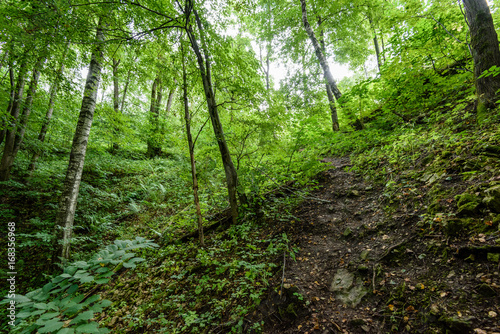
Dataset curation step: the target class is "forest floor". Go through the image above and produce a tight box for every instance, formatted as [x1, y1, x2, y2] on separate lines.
[257, 157, 500, 334]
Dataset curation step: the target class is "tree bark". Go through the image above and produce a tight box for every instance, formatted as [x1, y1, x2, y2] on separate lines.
[112, 58, 120, 112]
[111, 57, 121, 151]
[165, 87, 176, 115]
[182, 40, 204, 246]
[28, 62, 66, 176]
[462, 0, 500, 108]
[55, 18, 106, 263]
[0, 61, 16, 145]
[146, 75, 163, 157]
[368, 13, 382, 72]
[300, 0, 341, 131]
[187, 7, 239, 224]
[0, 58, 32, 181]
[317, 16, 341, 133]
[120, 68, 132, 113]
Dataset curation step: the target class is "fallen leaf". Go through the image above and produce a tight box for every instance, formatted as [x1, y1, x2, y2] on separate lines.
[388, 304, 394, 311]
[488, 311, 497, 318]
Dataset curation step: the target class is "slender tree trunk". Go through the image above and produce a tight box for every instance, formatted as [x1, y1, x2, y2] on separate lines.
[187, 8, 239, 224]
[182, 41, 204, 246]
[0, 59, 31, 181]
[368, 14, 382, 72]
[0, 62, 16, 145]
[317, 16, 341, 132]
[11, 58, 43, 161]
[300, 0, 341, 131]
[165, 87, 176, 115]
[146, 76, 163, 157]
[462, 0, 500, 109]
[120, 68, 132, 113]
[28, 61, 66, 176]
[111, 57, 121, 151]
[55, 19, 106, 263]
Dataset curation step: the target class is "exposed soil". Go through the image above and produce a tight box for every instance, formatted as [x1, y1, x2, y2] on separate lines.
[257, 157, 500, 334]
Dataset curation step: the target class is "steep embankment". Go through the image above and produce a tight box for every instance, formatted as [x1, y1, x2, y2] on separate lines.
[258, 146, 500, 333]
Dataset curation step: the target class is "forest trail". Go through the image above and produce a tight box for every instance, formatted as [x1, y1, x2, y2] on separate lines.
[258, 157, 500, 333]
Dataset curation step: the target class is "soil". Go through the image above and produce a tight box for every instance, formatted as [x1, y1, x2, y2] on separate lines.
[257, 157, 500, 334]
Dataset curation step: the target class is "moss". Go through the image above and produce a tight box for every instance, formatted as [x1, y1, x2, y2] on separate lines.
[455, 193, 481, 216]
[476, 101, 488, 124]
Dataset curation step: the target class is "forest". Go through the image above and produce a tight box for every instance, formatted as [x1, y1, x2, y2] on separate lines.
[1, 0, 500, 333]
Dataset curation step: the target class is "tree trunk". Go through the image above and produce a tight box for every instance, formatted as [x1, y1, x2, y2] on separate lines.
[368, 13, 382, 72]
[28, 62, 66, 176]
[462, 0, 500, 109]
[120, 68, 132, 113]
[11, 58, 44, 164]
[111, 57, 121, 152]
[182, 41, 204, 246]
[0, 61, 16, 145]
[165, 87, 176, 115]
[187, 8, 239, 224]
[112, 58, 120, 112]
[317, 16, 341, 133]
[0, 58, 31, 181]
[55, 18, 106, 263]
[300, 0, 341, 131]
[146, 76, 163, 158]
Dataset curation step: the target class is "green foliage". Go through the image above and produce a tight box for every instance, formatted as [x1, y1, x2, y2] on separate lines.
[2, 237, 157, 334]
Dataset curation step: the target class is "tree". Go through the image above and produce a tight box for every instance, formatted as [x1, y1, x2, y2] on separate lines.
[55, 18, 106, 263]
[462, 0, 500, 109]
[0, 56, 42, 181]
[299, 0, 342, 131]
[146, 74, 164, 158]
[181, 38, 204, 246]
[185, 3, 240, 224]
[28, 47, 68, 176]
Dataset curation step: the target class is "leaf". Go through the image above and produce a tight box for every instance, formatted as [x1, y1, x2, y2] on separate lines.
[94, 278, 110, 284]
[34, 303, 48, 310]
[75, 322, 101, 333]
[70, 310, 94, 324]
[38, 319, 65, 333]
[57, 328, 75, 334]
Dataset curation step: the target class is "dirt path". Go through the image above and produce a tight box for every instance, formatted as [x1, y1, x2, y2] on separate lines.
[258, 157, 500, 333]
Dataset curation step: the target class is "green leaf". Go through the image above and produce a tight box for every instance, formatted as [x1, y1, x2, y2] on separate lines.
[70, 310, 94, 324]
[34, 303, 48, 310]
[57, 328, 75, 334]
[75, 322, 100, 333]
[40, 312, 60, 320]
[37, 319, 64, 333]
[94, 278, 110, 284]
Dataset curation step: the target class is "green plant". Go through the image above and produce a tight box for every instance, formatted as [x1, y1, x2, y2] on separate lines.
[2, 237, 158, 334]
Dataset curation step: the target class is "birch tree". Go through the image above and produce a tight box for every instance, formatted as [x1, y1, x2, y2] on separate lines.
[55, 18, 106, 263]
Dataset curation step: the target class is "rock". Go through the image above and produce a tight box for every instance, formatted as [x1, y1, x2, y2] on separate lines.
[455, 193, 481, 215]
[476, 283, 497, 297]
[439, 316, 474, 334]
[330, 269, 368, 307]
[483, 185, 500, 213]
[343, 227, 353, 238]
[330, 269, 353, 292]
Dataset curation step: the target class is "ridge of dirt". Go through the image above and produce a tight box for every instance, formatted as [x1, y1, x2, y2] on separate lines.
[257, 157, 500, 334]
